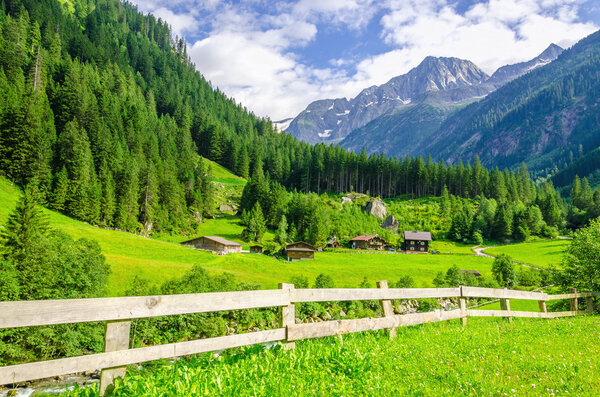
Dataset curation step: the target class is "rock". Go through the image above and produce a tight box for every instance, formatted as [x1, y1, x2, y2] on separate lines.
[341, 193, 367, 205]
[193, 211, 202, 224]
[219, 204, 235, 212]
[381, 215, 399, 231]
[364, 199, 387, 219]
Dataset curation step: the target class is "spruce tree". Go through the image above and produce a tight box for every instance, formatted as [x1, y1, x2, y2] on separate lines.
[275, 214, 288, 245]
[1, 185, 49, 259]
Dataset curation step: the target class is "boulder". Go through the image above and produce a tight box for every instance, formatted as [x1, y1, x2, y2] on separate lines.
[219, 204, 235, 212]
[341, 196, 352, 205]
[364, 199, 387, 219]
[381, 215, 399, 231]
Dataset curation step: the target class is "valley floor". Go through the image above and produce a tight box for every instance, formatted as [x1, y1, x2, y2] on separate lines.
[61, 316, 600, 396]
[0, 178, 568, 295]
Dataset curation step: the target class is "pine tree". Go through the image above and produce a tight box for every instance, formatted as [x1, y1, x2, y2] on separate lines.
[275, 215, 288, 245]
[242, 202, 267, 242]
[1, 185, 49, 259]
[236, 147, 250, 179]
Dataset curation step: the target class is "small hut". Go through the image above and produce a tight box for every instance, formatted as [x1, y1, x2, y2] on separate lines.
[403, 231, 432, 253]
[286, 242, 317, 261]
[250, 245, 263, 254]
[349, 235, 387, 250]
[326, 237, 340, 248]
[181, 236, 242, 254]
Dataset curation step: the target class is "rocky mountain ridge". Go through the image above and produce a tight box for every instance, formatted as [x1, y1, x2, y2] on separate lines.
[285, 45, 563, 146]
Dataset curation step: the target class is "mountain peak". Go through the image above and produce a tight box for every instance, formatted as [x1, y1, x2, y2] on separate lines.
[538, 43, 563, 61]
[487, 43, 563, 86]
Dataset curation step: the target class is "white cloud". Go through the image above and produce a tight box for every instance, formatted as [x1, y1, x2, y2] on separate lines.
[128, 0, 599, 120]
[152, 7, 197, 37]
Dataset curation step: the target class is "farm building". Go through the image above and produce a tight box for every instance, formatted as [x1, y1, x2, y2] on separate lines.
[250, 245, 263, 254]
[350, 235, 387, 250]
[460, 269, 482, 277]
[286, 242, 317, 261]
[403, 231, 432, 253]
[326, 237, 340, 248]
[181, 236, 242, 254]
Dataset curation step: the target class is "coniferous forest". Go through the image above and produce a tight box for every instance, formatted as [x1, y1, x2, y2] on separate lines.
[0, 0, 582, 239]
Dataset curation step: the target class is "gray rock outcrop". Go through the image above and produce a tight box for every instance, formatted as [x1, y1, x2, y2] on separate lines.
[364, 199, 387, 219]
[381, 215, 399, 231]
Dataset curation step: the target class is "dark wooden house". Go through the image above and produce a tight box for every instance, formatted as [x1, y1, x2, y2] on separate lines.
[286, 242, 316, 261]
[403, 231, 432, 253]
[326, 237, 340, 248]
[250, 245, 263, 254]
[350, 235, 387, 250]
[181, 236, 242, 254]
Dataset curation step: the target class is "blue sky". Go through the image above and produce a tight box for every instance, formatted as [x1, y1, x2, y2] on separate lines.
[129, 0, 600, 120]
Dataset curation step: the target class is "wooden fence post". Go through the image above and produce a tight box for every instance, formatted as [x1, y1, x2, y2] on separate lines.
[570, 288, 578, 312]
[500, 292, 512, 323]
[99, 320, 131, 396]
[279, 283, 296, 349]
[586, 295, 594, 313]
[538, 300, 548, 316]
[377, 280, 396, 339]
[459, 286, 467, 327]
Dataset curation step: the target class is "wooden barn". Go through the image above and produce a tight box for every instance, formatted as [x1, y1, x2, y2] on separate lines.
[403, 231, 432, 253]
[250, 245, 263, 254]
[326, 237, 340, 248]
[286, 242, 317, 261]
[350, 235, 387, 250]
[181, 236, 242, 254]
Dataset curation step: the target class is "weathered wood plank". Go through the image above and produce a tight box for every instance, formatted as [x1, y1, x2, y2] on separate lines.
[377, 281, 396, 339]
[0, 329, 286, 385]
[279, 283, 295, 349]
[0, 290, 290, 329]
[547, 311, 580, 318]
[99, 320, 130, 396]
[287, 310, 461, 341]
[467, 310, 548, 319]
[291, 288, 461, 303]
[547, 292, 593, 300]
[461, 286, 547, 301]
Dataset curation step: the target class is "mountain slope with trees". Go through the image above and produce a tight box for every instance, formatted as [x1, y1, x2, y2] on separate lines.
[424, 29, 600, 175]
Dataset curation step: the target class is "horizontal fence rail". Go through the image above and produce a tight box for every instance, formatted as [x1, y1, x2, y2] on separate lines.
[0, 285, 596, 395]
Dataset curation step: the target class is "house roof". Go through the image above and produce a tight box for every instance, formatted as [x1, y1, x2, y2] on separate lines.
[460, 269, 482, 277]
[350, 235, 379, 241]
[286, 247, 316, 252]
[181, 236, 242, 246]
[403, 231, 432, 241]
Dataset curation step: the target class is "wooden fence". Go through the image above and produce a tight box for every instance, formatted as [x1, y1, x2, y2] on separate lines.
[0, 284, 596, 395]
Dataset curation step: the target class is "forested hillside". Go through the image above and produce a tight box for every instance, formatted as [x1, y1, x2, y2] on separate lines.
[0, 0, 582, 240]
[425, 29, 600, 175]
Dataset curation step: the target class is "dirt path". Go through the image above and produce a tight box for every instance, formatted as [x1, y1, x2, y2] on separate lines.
[472, 245, 495, 258]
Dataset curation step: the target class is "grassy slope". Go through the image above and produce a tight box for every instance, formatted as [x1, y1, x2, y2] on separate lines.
[483, 240, 569, 268]
[0, 177, 512, 295]
[63, 316, 600, 396]
[203, 157, 246, 185]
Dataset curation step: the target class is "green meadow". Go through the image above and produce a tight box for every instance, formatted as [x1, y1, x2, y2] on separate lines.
[483, 240, 569, 268]
[0, 177, 499, 295]
[62, 316, 600, 396]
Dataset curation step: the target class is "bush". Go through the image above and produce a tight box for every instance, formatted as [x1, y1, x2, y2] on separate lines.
[491, 254, 517, 288]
